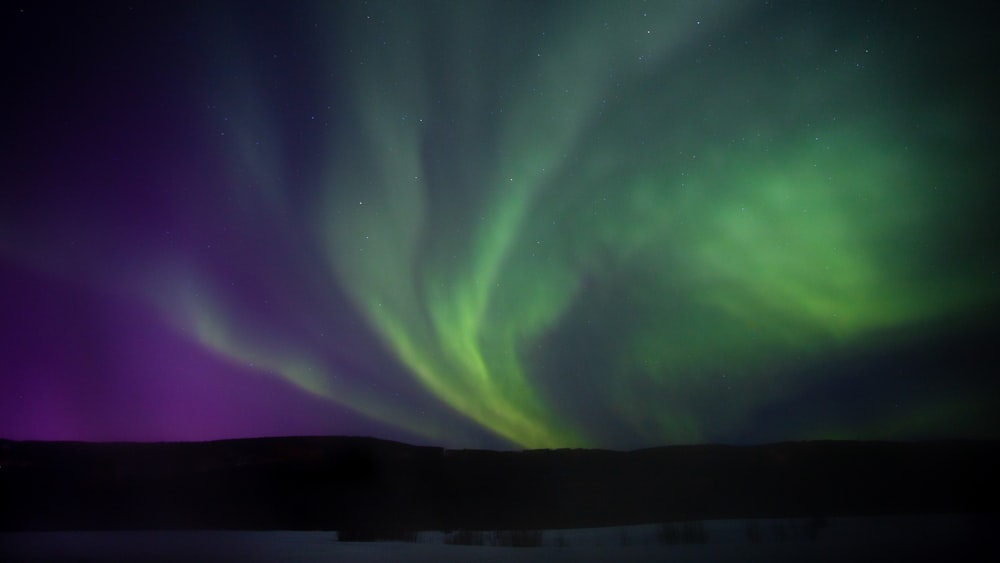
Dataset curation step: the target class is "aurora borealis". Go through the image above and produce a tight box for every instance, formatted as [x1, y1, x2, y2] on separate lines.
[2, 1, 998, 449]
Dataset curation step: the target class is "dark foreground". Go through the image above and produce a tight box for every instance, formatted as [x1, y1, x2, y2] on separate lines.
[2, 515, 997, 563]
[1, 437, 996, 534]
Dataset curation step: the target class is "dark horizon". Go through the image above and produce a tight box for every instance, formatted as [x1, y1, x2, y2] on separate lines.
[4, 432, 999, 452]
[3, 435, 996, 534]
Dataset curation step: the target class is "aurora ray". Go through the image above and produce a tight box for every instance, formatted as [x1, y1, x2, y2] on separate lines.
[1, 0, 997, 447]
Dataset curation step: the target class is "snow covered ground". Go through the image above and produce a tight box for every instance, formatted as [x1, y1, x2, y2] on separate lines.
[1, 514, 993, 562]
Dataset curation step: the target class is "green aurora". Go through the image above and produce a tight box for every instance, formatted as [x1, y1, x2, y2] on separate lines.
[151, 1, 998, 448]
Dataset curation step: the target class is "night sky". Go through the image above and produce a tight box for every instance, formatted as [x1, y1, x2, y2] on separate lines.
[2, 1, 998, 450]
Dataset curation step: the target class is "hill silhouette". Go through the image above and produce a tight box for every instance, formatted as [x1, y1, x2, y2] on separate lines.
[1, 437, 995, 533]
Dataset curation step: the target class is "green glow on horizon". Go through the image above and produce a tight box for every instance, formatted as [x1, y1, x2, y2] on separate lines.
[314, 3, 988, 447]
